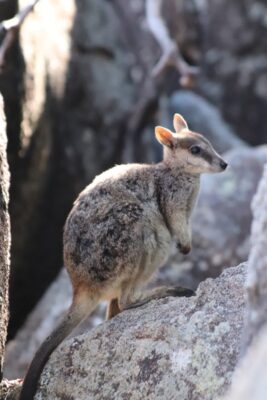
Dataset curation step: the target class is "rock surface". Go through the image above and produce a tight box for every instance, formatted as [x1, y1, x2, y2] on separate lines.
[9, 0, 76, 337]
[198, 0, 267, 145]
[162, 145, 267, 289]
[34, 264, 245, 400]
[225, 168, 267, 399]
[0, 378, 21, 400]
[244, 164, 267, 347]
[0, 95, 10, 377]
[226, 324, 267, 400]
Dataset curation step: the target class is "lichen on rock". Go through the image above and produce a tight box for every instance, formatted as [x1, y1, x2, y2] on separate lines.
[35, 264, 246, 400]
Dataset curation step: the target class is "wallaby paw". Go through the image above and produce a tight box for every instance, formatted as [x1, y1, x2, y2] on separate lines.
[166, 286, 195, 298]
[177, 242, 191, 254]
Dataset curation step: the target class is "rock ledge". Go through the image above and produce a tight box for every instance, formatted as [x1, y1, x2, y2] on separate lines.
[36, 264, 246, 400]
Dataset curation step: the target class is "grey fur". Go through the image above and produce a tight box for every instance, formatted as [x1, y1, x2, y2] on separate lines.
[64, 163, 198, 297]
[63, 114, 227, 309]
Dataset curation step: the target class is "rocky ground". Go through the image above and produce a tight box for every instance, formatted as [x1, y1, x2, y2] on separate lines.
[35, 264, 245, 400]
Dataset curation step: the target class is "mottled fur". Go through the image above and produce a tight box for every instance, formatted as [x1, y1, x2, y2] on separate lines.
[19, 114, 227, 400]
[64, 163, 198, 301]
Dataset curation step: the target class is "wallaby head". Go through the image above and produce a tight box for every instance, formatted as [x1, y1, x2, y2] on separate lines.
[155, 113, 228, 174]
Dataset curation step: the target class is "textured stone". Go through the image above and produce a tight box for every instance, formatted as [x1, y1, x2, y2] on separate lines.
[9, 0, 76, 337]
[220, 166, 267, 400]
[226, 324, 267, 400]
[244, 165, 267, 347]
[0, 95, 10, 377]
[0, 378, 21, 400]
[198, 0, 267, 145]
[35, 264, 245, 400]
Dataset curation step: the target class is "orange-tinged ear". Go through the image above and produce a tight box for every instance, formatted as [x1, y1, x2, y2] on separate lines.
[155, 126, 174, 148]
[173, 113, 188, 133]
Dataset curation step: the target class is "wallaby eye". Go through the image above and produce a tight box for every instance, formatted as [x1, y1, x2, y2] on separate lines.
[190, 145, 201, 155]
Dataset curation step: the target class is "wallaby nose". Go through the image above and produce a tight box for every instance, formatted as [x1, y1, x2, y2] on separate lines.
[220, 160, 228, 170]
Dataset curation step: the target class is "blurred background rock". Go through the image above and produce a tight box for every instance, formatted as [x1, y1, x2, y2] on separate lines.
[1, 0, 267, 375]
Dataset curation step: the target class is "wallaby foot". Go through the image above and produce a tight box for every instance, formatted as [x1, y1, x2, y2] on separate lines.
[121, 286, 195, 311]
[106, 298, 121, 319]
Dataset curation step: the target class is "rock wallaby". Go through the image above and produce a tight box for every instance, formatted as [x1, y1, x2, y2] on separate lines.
[19, 114, 227, 399]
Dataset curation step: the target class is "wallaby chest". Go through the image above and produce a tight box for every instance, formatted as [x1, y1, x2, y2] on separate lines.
[157, 168, 200, 220]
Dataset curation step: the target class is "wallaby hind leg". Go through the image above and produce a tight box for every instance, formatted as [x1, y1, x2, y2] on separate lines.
[119, 285, 195, 311]
[106, 298, 121, 319]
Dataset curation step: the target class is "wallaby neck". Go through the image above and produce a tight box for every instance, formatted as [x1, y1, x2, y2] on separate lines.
[156, 161, 200, 182]
[154, 162, 200, 228]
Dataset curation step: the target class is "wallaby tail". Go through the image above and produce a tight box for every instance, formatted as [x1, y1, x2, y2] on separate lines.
[19, 291, 98, 400]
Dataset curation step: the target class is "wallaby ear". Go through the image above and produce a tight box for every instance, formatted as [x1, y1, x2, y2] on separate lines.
[173, 113, 188, 133]
[155, 126, 174, 148]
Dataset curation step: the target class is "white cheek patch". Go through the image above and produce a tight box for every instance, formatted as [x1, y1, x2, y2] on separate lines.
[185, 155, 212, 173]
[185, 156, 194, 166]
[186, 155, 204, 167]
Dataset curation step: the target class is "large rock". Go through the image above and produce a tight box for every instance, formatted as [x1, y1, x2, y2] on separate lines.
[0, 95, 21, 400]
[0, 378, 21, 400]
[149, 0, 267, 146]
[226, 324, 267, 400]
[0, 0, 24, 172]
[225, 166, 267, 400]
[244, 164, 267, 347]
[34, 264, 245, 400]
[0, 95, 10, 377]
[161, 145, 267, 289]
[198, 0, 267, 145]
[8, 0, 76, 337]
